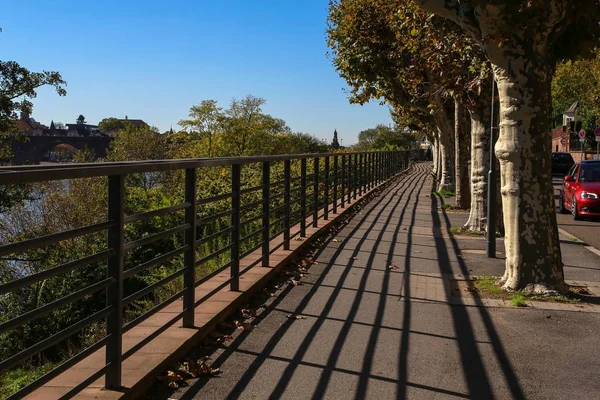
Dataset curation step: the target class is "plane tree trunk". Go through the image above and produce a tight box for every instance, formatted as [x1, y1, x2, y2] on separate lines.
[464, 90, 490, 231]
[455, 100, 471, 209]
[415, 0, 567, 294]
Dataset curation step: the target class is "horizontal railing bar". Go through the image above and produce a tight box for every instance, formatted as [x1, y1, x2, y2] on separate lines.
[197, 209, 233, 225]
[269, 240, 285, 254]
[241, 214, 262, 227]
[271, 192, 285, 200]
[0, 306, 112, 374]
[240, 198, 263, 212]
[0, 277, 114, 335]
[194, 279, 231, 308]
[0, 250, 111, 296]
[0, 221, 115, 258]
[7, 337, 109, 400]
[270, 179, 286, 187]
[197, 226, 234, 246]
[123, 224, 189, 252]
[271, 203, 287, 214]
[124, 203, 190, 224]
[0, 152, 388, 185]
[270, 216, 285, 228]
[122, 288, 186, 333]
[195, 260, 233, 287]
[240, 184, 263, 195]
[197, 192, 233, 206]
[240, 242, 262, 260]
[241, 227, 264, 244]
[123, 245, 189, 279]
[195, 243, 234, 266]
[123, 268, 186, 306]
[122, 310, 183, 361]
[269, 229, 285, 242]
[239, 256, 263, 275]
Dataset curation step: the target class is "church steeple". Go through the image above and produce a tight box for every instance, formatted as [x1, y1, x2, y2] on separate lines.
[331, 129, 340, 149]
[50, 120, 56, 130]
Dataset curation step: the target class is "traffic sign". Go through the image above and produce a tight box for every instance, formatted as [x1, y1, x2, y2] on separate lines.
[561, 131, 567, 138]
[595, 127, 600, 136]
[596, 136, 600, 142]
[561, 138, 567, 145]
[596, 118, 600, 126]
[579, 129, 586, 138]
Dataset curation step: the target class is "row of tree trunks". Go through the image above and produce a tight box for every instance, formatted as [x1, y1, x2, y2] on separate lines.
[454, 100, 471, 209]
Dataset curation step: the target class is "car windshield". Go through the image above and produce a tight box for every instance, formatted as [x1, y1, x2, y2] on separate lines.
[579, 164, 600, 182]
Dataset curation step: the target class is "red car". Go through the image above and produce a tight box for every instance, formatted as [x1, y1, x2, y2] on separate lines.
[559, 160, 600, 219]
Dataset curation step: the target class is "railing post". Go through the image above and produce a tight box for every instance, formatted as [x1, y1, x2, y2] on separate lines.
[231, 164, 241, 291]
[300, 158, 307, 237]
[283, 159, 291, 250]
[324, 156, 330, 220]
[347, 154, 352, 204]
[313, 157, 319, 227]
[353, 153, 358, 200]
[106, 174, 124, 390]
[183, 168, 197, 328]
[379, 152, 383, 184]
[262, 161, 270, 267]
[333, 155, 338, 214]
[358, 153, 363, 196]
[341, 154, 346, 209]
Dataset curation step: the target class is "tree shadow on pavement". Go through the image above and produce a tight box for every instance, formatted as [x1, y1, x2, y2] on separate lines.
[431, 193, 526, 400]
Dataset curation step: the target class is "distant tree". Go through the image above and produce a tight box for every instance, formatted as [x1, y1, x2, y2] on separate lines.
[0, 59, 66, 212]
[552, 55, 600, 141]
[357, 124, 418, 151]
[54, 122, 66, 129]
[76, 114, 86, 125]
[98, 117, 127, 132]
[179, 100, 223, 157]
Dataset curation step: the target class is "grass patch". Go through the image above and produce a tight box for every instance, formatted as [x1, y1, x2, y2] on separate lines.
[510, 293, 527, 307]
[441, 203, 455, 210]
[568, 236, 578, 242]
[433, 188, 456, 198]
[470, 276, 583, 306]
[449, 227, 486, 237]
[0, 363, 56, 399]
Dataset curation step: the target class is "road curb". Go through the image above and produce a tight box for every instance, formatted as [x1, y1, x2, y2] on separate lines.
[557, 227, 600, 257]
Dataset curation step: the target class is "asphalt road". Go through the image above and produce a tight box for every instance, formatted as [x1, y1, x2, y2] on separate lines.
[553, 175, 600, 251]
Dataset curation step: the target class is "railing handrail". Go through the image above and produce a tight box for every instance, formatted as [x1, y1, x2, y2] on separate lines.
[0, 149, 422, 399]
[0, 151, 401, 185]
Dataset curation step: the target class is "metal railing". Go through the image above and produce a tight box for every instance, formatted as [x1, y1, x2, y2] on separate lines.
[0, 150, 421, 398]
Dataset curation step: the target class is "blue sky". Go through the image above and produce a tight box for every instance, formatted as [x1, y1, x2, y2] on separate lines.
[2, 0, 392, 145]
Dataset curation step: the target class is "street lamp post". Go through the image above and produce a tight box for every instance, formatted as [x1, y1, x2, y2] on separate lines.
[487, 74, 497, 258]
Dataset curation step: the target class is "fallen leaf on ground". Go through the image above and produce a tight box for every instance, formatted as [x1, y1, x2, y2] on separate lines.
[575, 287, 592, 295]
[388, 264, 399, 270]
[413, 251, 422, 254]
[332, 239, 339, 242]
[351, 256, 358, 261]
[286, 314, 307, 320]
[241, 308, 254, 319]
[157, 371, 181, 383]
[168, 382, 179, 389]
[216, 334, 234, 343]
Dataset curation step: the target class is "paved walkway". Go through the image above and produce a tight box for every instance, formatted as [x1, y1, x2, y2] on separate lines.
[151, 164, 600, 400]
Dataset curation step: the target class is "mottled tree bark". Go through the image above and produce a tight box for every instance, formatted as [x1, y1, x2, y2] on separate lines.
[415, 0, 567, 294]
[464, 102, 490, 230]
[455, 100, 471, 209]
[432, 104, 455, 192]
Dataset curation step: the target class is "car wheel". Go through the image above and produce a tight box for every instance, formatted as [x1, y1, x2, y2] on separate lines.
[572, 195, 580, 220]
[559, 191, 568, 214]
